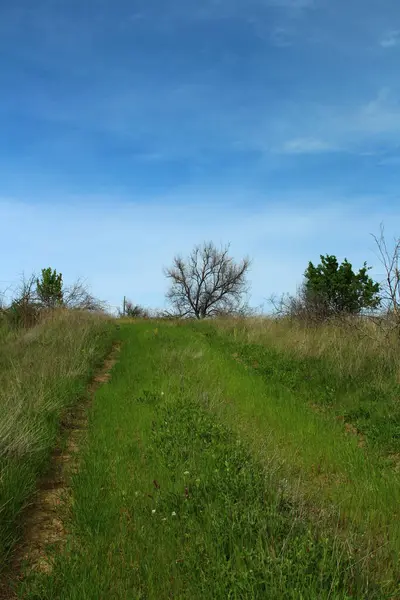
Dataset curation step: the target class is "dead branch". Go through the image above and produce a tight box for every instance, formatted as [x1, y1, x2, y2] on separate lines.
[164, 242, 251, 319]
[371, 224, 400, 328]
[63, 278, 106, 312]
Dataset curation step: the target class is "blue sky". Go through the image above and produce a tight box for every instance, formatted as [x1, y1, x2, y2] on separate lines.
[1, 0, 400, 312]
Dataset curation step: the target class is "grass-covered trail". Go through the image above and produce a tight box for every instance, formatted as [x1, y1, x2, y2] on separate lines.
[16, 322, 400, 599]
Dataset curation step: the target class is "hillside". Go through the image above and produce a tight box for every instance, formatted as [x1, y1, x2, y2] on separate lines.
[3, 318, 398, 599]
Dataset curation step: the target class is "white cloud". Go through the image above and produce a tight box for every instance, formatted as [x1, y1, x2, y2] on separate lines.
[380, 30, 400, 48]
[269, 26, 294, 46]
[354, 88, 400, 137]
[362, 87, 391, 115]
[280, 137, 336, 154]
[267, 88, 400, 158]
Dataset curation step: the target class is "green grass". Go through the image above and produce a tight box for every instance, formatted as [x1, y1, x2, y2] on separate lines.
[16, 322, 399, 599]
[210, 318, 400, 457]
[195, 321, 400, 582]
[0, 310, 115, 575]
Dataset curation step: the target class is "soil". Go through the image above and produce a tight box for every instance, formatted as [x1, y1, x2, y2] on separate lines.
[0, 343, 121, 598]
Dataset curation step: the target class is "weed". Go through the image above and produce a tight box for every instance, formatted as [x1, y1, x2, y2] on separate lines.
[0, 310, 115, 577]
[16, 322, 398, 599]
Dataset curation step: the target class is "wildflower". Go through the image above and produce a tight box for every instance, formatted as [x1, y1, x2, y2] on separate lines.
[171, 511, 177, 517]
[183, 471, 190, 476]
[162, 517, 167, 522]
[152, 509, 156, 514]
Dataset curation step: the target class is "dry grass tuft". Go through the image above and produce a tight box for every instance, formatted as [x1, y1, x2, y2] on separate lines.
[214, 315, 400, 384]
[0, 309, 114, 578]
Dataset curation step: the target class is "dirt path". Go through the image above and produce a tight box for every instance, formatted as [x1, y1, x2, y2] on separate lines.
[0, 343, 120, 599]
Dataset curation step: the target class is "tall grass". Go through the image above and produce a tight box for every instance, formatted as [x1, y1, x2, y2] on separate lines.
[213, 316, 400, 385]
[212, 316, 400, 455]
[5, 316, 400, 596]
[0, 310, 115, 572]
[18, 322, 385, 599]
[199, 316, 400, 590]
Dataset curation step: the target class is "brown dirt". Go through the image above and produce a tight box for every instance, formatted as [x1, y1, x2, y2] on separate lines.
[0, 343, 121, 598]
[388, 453, 400, 472]
[344, 421, 366, 448]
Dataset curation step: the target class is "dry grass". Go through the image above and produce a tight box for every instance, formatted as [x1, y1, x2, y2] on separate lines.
[16, 322, 386, 599]
[0, 309, 115, 575]
[211, 316, 400, 461]
[213, 316, 400, 386]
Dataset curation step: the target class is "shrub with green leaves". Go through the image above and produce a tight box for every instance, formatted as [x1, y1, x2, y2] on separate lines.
[36, 267, 64, 309]
[304, 255, 380, 318]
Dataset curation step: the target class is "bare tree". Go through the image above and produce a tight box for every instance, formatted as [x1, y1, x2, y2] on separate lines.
[268, 287, 319, 322]
[118, 300, 150, 318]
[7, 274, 39, 328]
[63, 278, 106, 312]
[268, 284, 348, 323]
[372, 224, 400, 325]
[164, 242, 251, 319]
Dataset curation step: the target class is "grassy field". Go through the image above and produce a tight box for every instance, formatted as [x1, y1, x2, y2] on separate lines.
[0, 310, 115, 579]
[212, 317, 400, 457]
[13, 319, 400, 599]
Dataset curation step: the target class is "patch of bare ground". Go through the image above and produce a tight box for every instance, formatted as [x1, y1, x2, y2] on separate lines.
[0, 343, 121, 599]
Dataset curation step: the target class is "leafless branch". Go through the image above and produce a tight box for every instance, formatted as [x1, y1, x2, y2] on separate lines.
[371, 224, 400, 326]
[63, 278, 106, 312]
[267, 286, 335, 323]
[118, 300, 150, 318]
[164, 241, 251, 319]
[5, 274, 40, 328]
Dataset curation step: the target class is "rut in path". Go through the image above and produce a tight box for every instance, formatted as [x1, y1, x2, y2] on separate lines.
[0, 343, 121, 599]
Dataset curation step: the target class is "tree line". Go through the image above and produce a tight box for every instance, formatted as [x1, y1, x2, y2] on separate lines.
[0, 269, 103, 328]
[122, 225, 400, 329]
[2, 225, 399, 328]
